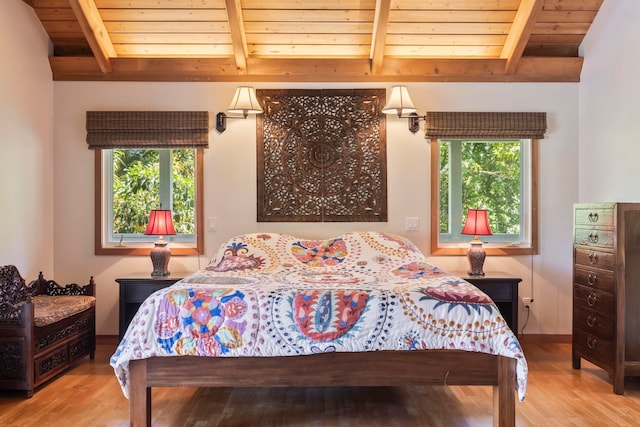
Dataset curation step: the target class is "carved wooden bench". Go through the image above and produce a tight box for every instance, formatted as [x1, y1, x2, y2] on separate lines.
[0, 265, 96, 397]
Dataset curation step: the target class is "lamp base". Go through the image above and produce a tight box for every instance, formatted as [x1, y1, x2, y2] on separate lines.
[150, 239, 171, 277]
[467, 240, 486, 276]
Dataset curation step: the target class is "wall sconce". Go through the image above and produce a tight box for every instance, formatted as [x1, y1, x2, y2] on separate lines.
[382, 85, 425, 133]
[461, 208, 493, 276]
[216, 86, 263, 133]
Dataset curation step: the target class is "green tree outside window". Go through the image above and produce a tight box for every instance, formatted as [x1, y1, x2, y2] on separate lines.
[110, 148, 195, 240]
[439, 140, 527, 243]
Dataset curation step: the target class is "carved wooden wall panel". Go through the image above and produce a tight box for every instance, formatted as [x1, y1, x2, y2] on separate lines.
[257, 89, 387, 222]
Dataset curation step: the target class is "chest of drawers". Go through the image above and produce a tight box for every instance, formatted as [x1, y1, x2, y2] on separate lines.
[572, 203, 640, 394]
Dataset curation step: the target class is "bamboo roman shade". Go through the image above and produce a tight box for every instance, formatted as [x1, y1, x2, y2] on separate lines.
[86, 111, 209, 149]
[424, 112, 547, 139]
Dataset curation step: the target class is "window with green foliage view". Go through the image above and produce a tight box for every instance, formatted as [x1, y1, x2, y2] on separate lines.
[108, 148, 195, 243]
[438, 139, 532, 245]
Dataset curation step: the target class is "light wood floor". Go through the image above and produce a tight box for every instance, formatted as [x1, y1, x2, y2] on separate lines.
[1, 338, 639, 426]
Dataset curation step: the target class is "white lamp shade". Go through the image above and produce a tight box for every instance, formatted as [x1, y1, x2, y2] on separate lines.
[382, 85, 417, 117]
[227, 86, 263, 115]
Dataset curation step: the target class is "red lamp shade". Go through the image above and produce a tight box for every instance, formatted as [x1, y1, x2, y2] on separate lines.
[461, 209, 492, 276]
[144, 210, 176, 277]
[144, 210, 176, 236]
[461, 209, 493, 237]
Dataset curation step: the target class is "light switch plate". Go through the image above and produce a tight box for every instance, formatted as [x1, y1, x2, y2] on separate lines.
[406, 217, 419, 231]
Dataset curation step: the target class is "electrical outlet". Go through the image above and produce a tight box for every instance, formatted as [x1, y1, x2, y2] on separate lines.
[522, 297, 533, 309]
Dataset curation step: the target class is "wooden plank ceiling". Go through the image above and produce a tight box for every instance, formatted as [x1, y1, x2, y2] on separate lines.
[25, 0, 604, 82]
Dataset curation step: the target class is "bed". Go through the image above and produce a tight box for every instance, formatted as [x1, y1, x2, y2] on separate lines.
[110, 231, 527, 426]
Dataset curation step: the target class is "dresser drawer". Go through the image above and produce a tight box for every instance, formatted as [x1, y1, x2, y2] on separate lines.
[574, 266, 615, 293]
[574, 248, 615, 271]
[573, 329, 615, 370]
[573, 285, 615, 314]
[574, 228, 615, 249]
[124, 283, 170, 302]
[574, 207, 614, 228]
[473, 284, 513, 301]
[573, 307, 615, 340]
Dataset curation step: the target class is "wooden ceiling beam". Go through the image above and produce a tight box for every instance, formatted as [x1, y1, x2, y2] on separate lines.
[501, 0, 544, 74]
[224, 0, 248, 74]
[49, 56, 583, 82]
[28, 0, 601, 82]
[68, 0, 116, 74]
[370, 0, 391, 75]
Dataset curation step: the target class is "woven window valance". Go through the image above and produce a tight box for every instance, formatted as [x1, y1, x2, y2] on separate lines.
[86, 111, 209, 149]
[424, 112, 547, 139]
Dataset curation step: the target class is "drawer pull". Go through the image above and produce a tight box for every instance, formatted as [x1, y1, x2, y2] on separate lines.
[588, 252, 599, 264]
[588, 212, 599, 223]
[587, 336, 597, 349]
[586, 316, 597, 327]
[588, 233, 599, 244]
[587, 293, 598, 307]
[587, 274, 598, 286]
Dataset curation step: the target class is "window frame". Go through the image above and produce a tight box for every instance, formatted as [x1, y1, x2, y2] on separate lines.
[94, 149, 204, 256]
[429, 138, 539, 256]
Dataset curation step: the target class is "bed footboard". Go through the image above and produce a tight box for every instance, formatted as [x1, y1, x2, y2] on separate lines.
[128, 350, 516, 427]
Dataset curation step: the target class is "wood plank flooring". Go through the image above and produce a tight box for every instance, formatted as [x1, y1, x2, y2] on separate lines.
[1, 339, 639, 426]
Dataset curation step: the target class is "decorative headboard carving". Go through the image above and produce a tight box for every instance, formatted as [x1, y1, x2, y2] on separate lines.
[256, 89, 387, 222]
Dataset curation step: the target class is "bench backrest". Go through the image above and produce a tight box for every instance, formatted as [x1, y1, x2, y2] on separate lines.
[31, 272, 95, 297]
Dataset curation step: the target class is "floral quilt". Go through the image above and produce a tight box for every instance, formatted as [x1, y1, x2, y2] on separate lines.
[111, 231, 527, 400]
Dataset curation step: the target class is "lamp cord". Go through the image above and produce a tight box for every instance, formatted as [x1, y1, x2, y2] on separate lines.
[520, 306, 530, 336]
[520, 247, 535, 336]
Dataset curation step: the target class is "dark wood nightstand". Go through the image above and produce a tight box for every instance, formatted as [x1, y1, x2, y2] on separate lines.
[115, 274, 186, 341]
[455, 272, 521, 333]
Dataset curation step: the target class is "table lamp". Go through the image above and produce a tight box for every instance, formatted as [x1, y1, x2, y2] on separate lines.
[461, 208, 493, 276]
[144, 209, 176, 276]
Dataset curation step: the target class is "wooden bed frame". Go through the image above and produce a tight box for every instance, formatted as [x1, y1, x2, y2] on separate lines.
[128, 350, 517, 427]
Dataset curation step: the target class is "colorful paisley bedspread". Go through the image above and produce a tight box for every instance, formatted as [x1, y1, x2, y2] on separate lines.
[110, 231, 527, 400]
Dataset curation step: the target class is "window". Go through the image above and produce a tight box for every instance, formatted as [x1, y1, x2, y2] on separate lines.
[431, 139, 538, 255]
[109, 148, 196, 241]
[95, 149, 204, 255]
[87, 110, 208, 256]
[425, 111, 545, 256]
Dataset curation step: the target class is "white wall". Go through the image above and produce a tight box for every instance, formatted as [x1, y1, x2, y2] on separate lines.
[6, 0, 636, 341]
[579, 0, 640, 202]
[11, 0, 636, 342]
[0, 1, 54, 279]
[54, 82, 579, 336]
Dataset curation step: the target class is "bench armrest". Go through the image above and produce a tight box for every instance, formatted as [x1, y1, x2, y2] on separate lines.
[0, 265, 35, 321]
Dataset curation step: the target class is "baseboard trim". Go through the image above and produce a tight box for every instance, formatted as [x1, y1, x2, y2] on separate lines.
[96, 335, 119, 346]
[517, 334, 571, 344]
